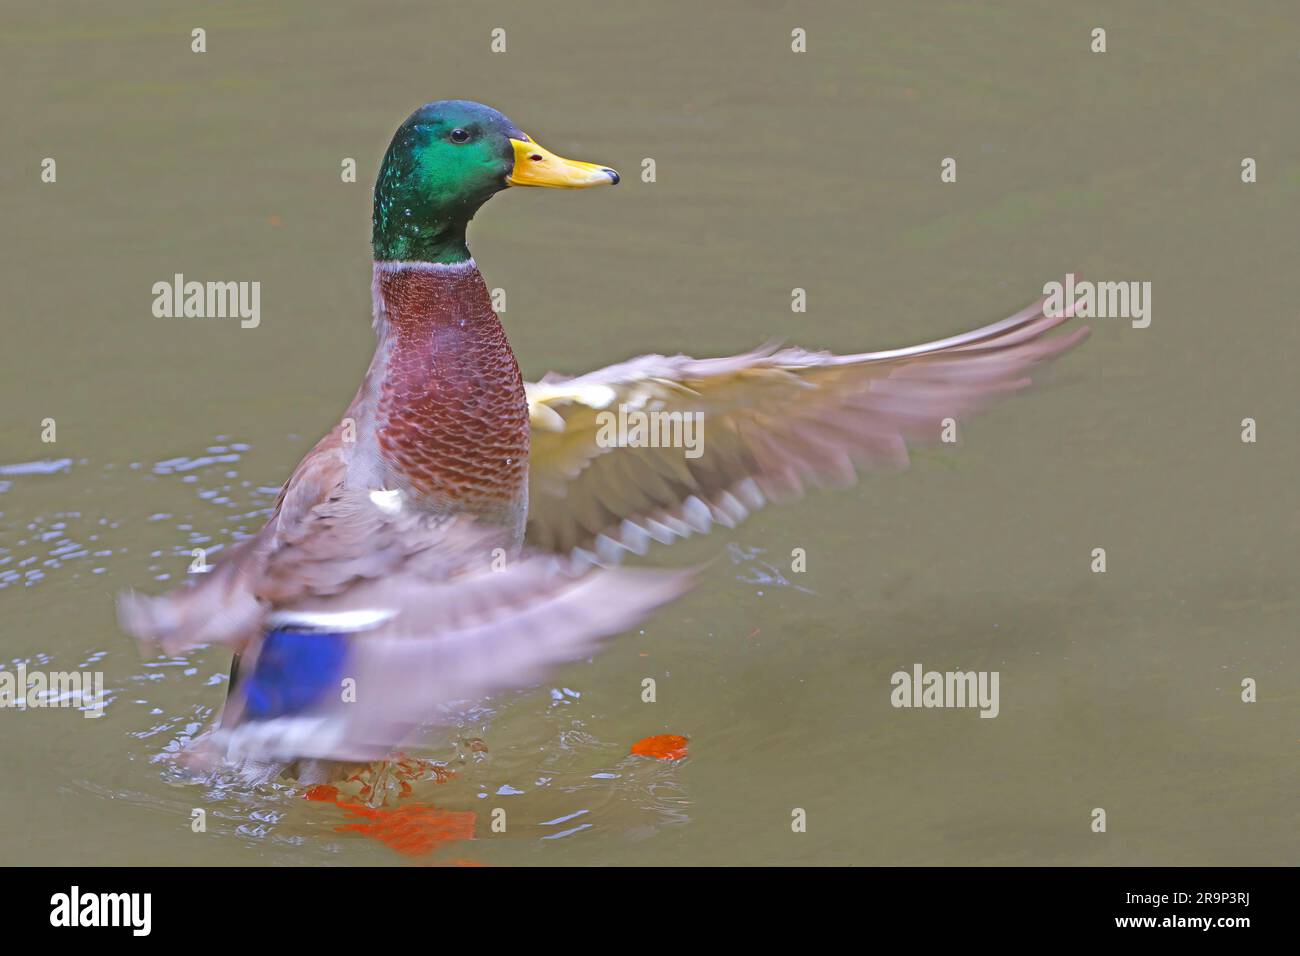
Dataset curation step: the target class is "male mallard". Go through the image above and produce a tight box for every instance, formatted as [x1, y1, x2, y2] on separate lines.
[119, 101, 1085, 779]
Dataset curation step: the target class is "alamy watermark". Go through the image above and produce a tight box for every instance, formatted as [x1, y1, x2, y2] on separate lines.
[50, 886, 150, 936]
[1043, 273, 1150, 328]
[891, 663, 999, 718]
[595, 404, 704, 459]
[0, 664, 104, 717]
[152, 273, 261, 328]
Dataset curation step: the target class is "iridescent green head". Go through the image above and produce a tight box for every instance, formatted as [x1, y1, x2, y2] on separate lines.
[372, 100, 620, 264]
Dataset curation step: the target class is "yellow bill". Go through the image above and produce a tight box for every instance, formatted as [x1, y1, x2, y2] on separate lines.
[507, 137, 620, 188]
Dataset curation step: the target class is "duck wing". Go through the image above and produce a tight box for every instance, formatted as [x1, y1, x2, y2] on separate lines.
[524, 294, 1088, 559]
[120, 481, 691, 766]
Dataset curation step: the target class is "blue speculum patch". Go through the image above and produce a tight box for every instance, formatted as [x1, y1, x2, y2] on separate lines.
[240, 628, 350, 720]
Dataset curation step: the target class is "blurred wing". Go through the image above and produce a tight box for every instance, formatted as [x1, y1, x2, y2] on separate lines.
[117, 426, 353, 654]
[525, 296, 1088, 558]
[194, 492, 691, 764]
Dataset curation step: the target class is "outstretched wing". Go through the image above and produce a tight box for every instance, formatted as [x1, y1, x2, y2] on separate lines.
[123, 488, 691, 766]
[525, 296, 1087, 559]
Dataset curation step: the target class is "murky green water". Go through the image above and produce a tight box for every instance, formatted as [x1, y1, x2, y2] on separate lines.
[2, 1, 1296, 865]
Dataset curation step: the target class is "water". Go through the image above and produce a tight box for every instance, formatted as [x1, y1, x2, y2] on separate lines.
[1, 0, 1296, 865]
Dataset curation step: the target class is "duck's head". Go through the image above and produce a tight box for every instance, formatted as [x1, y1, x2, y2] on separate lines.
[372, 100, 619, 264]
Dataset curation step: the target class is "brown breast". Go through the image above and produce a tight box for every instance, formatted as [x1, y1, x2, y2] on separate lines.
[371, 262, 530, 521]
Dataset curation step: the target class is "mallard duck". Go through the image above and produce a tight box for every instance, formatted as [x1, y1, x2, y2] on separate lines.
[119, 100, 1086, 779]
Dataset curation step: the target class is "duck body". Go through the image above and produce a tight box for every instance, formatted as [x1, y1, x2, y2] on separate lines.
[118, 101, 649, 777]
[178, 260, 533, 779]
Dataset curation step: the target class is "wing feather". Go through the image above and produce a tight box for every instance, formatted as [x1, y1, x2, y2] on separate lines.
[525, 294, 1087, 556]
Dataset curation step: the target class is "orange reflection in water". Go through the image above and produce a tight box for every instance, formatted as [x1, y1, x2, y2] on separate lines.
[305, 759, 477, 859]
[334, 800, 477, 856]
[630, 734, 689, 760]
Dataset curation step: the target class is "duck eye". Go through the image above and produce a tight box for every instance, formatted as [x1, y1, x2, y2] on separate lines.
[449, 128, 470, 144]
